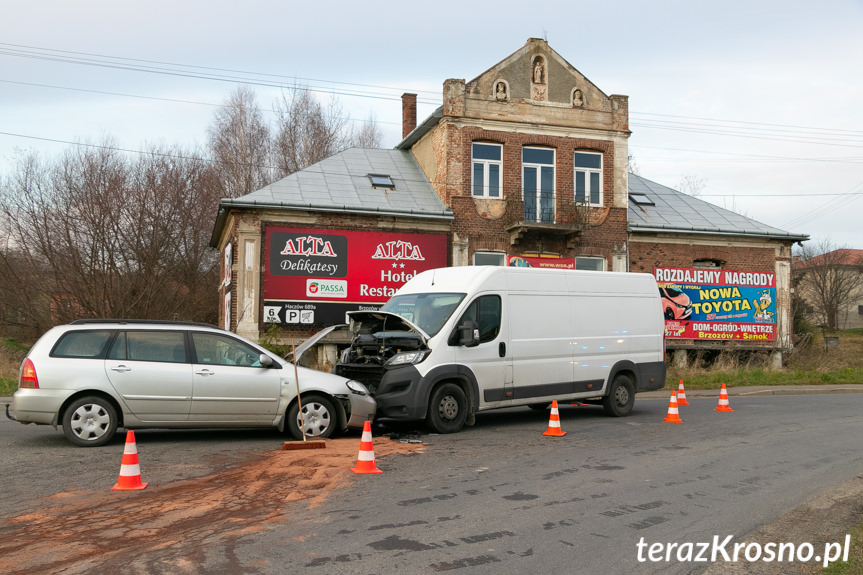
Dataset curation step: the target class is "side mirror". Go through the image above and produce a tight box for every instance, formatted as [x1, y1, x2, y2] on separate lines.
[457, 321, 480, 348]
[259, 354, 275, 368]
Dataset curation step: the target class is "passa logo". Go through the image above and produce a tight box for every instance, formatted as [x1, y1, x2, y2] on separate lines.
[306, 279, 347, 299]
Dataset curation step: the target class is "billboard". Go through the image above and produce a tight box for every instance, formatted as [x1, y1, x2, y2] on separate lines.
[654, 266, 777, 341]
[263, 227, 448, 326]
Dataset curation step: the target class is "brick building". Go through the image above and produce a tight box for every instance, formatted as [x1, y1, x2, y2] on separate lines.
[210, 38, 808, 366]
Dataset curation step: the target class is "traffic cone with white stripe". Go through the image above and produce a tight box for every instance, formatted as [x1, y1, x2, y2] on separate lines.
[111, 430, 148, 491]
[714, 383, 734, 412]
[542, 400, 567, 437]
[663, 391, 683, 423]
[676, 380, 690, 406]
[351, 420, 383, 474]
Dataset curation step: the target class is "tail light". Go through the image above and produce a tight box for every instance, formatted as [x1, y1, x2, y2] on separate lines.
[19, 358, 39, 389]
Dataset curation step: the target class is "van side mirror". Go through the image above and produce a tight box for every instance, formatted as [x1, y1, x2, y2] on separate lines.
[457, 321, 480, 347]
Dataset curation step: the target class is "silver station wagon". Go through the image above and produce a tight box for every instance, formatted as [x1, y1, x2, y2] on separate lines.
[10, 320, 376, 446]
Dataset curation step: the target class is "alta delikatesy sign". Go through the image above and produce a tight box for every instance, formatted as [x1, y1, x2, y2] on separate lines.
[264, 227, 448, 304]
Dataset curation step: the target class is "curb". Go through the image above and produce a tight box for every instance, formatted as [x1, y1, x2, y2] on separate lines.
[640, 384, 863, 400]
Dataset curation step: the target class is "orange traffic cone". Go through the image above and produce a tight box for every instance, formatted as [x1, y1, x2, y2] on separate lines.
[663, 391, 683, 423]
[714, 384, 734, 412]
[351, 420, 383, 474]
[111, 430, 148, 491]
[676, 380, 689, 406]
[542, 400, 567, 437]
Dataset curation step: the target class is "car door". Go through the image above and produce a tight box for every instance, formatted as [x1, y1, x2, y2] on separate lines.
[104, 330, 193, 422]
[189, 331, 282, 423]
[452, 294, 512, 408]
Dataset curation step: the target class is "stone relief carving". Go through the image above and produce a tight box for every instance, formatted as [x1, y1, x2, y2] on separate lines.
[494, 80, 508, 101]
[572, 88, 584, 107]
[531, 56, 547, 101]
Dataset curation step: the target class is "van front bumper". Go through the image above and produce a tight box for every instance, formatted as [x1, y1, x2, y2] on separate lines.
[370, 365, 427, 421]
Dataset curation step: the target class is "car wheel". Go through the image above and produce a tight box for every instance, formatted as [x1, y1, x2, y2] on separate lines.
[664, 308, 675, 320]
[427, 383, 467, 434]
[62, 396, 119, 447]
[602, 374, 635, 417]
[287, 395, 337, 440]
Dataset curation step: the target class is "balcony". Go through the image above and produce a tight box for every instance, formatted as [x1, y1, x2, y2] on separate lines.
[504, 193, 586, 246]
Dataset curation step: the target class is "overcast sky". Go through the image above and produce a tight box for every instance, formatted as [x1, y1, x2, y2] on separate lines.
[2, 0, 861, 248]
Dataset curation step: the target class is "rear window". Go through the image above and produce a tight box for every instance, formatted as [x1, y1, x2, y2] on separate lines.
[51, 330, 115, 359]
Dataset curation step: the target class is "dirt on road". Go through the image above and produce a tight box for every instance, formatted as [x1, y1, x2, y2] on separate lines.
[0, 437, 423, 575]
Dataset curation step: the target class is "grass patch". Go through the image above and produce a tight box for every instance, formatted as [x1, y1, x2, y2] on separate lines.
[667, 330, 863, 389]
[0, 337, 28, 397]
[822, 523, 863, 574]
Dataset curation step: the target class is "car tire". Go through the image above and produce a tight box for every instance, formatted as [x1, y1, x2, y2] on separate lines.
[664, 308, 675, 320]
[62, 396, 119, 447]
[602, 374, 635, 417]
[427, 383, 467, 434]
[287, 395, 337, 440]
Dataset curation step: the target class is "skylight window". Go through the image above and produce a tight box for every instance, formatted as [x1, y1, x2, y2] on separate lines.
[368, 174, 395, 189]
[629, 193, 654, 206]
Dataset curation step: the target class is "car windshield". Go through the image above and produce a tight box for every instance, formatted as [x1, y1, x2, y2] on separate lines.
[380, 293, 466, 337]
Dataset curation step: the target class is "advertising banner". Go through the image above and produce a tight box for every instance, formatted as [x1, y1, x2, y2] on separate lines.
[263, 226, 448, 326]
[654, 266, 777, 341]
[507, 255, 575, 269]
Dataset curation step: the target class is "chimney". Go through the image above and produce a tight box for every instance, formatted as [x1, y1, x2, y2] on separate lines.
[402, 93, 417, 138]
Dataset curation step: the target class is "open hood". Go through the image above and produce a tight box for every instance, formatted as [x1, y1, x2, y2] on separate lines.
[345, 310, 428, 344]
[286, 323, 347, 363]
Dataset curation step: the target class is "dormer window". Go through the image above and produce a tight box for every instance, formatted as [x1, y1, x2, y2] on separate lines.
[368, 174, 395, 189]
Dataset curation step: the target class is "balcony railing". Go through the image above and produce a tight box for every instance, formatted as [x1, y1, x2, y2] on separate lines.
[504, 192, 587, 246]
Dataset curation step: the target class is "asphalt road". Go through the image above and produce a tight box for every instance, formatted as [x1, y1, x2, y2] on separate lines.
[2, 392, 862, 574]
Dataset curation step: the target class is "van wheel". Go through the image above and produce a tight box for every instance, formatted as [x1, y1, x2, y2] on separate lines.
[62, 396, 119, 447]
[287, 395, 337, 440]
[427, 383, 467, 434]
[602, 374, 635, 417]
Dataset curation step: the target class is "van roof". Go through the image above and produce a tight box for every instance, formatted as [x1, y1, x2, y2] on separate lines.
[396, 267, 658, 296]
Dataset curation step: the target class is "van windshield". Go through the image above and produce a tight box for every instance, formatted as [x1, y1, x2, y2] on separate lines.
[380, 293, 466, 337]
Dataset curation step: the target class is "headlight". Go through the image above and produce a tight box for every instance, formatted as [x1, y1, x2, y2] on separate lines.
[346, 380, 369, 395]
[385, 350, 430, 366]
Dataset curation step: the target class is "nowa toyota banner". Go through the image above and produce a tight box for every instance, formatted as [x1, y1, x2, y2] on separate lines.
[263, 226, 448, 326]
[654, 266, 777, 341]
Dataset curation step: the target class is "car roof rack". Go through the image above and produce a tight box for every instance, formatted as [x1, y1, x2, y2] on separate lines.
[69, 319, 221, 329]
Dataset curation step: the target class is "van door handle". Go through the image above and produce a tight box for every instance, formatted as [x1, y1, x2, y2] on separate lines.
[499, 342, 506, 357]
[195, 369, 215, 377]
[110, 365, 131, 373]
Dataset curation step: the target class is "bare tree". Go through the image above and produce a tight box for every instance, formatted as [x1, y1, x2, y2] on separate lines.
[271, 86, 350, 177]
[0, 141, 222, 331]
[677, 174, 705, 197]
[794, 239, 863, 330]
[207, 86, 271, 198]
[349, 111, 384, 149]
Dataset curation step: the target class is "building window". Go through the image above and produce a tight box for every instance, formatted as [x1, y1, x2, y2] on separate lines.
[522, 147, 555, 223]
[472, 143, 502, 198]
[473, 251, 505, 266]
[574, 151, 602, 206]
[575, 256, 604, 271]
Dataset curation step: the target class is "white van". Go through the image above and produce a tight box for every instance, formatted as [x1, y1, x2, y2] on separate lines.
[334, 266, 666, 433]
